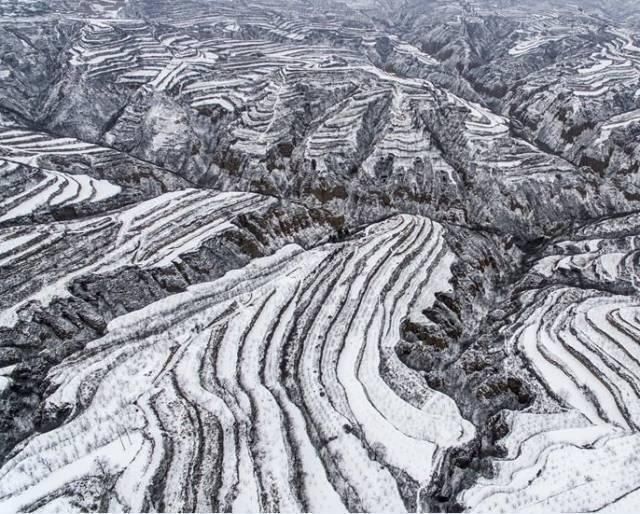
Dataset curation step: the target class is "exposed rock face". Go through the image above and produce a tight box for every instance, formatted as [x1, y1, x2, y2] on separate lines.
[1, 0, 640, 512]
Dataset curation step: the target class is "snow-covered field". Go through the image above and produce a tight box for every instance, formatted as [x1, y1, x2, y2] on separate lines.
[0, 169, 120, 223]
[0, 214, 472, 512]
[0, 190, 273, 327]
[462, 214, 640, 513]
[2, 1, 640, 512]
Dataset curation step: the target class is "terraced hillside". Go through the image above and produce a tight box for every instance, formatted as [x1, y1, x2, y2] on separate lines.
[1, 0, 640, 512]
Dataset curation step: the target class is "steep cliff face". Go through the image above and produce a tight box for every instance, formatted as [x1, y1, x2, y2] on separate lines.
[1, 0, 640, 512]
